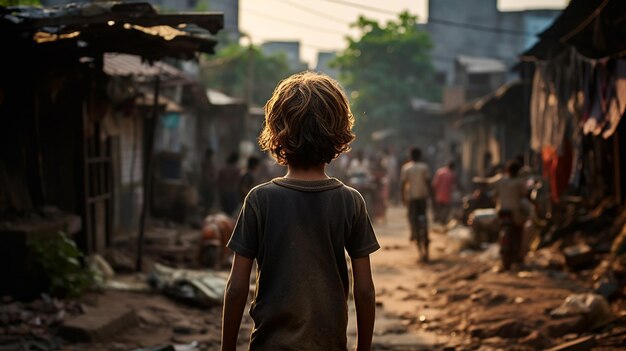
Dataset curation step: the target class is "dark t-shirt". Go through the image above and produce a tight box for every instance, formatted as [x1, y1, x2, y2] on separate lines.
[227, 177, 380, 351]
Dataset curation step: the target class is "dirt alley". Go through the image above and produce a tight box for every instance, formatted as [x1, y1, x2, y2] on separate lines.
[60, 206, 625, 351]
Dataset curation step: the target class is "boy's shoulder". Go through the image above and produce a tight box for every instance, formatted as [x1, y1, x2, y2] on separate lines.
[246, 180, 277, 197]
[248, 178, 361, 199]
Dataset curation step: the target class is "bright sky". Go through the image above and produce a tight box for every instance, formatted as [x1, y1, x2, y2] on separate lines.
[239, 0, 568, 67]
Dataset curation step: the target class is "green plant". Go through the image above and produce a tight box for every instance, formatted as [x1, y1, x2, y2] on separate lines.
[0, 0, 41, 6]
[332, 12, 440, 140]
[28, 231, 98, 297]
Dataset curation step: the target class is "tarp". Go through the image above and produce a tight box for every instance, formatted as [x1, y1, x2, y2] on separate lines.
[521, 0, 626, 60]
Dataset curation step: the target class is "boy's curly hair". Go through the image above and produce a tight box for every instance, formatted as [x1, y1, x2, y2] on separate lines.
[259, 72, 355, 168]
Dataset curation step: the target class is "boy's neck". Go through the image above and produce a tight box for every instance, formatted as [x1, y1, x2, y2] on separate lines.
[285, 164, 329, 181]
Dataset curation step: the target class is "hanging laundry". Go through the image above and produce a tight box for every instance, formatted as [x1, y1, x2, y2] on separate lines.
[542, 141, 573, 204]
[602, 60, 626, 139]
[583, 62, 610, 136]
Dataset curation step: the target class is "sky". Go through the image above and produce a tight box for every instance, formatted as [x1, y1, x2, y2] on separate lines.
[239, 0, 569, 67]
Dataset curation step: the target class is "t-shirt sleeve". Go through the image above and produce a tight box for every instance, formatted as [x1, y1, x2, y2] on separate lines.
[345, 191, 380, 258]
[226, 193, 259, 259]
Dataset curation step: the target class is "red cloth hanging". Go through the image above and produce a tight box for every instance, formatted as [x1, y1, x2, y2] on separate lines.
[542, 140, 573, 203]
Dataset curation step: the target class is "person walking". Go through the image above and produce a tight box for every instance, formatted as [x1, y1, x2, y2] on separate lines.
[401, 147, 432, 262]
[217, 152, 241, 217]
[490, 160, 530, 269]
[222, 72, 379, 351]
[381, 147, 399, 205]
[200, 148, 217, 211]
[239, 155, 261, 202]
[432, 161, 457, 225]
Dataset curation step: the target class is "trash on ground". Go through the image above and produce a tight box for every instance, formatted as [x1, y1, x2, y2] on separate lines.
[446, 226, 476, 252]
[550, 293, 614, 329]
[149, 263, 227, 307]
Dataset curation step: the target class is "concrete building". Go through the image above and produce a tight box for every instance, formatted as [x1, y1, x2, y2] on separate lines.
[424, 0, 560, 185]
[454, 55, 508, 101]
[261, 41, 308, 71]
[315, 51, 338, 79]
[426, 0, 560, 86]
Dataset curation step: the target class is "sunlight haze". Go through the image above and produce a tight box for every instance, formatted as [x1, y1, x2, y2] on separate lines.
[239, 0, 569, 67]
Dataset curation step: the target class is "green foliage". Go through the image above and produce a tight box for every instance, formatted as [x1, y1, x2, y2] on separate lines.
[200, 43, 295, 107]
[0, 0, 40, 6]
[333, 12, 440, 141]
[194, 0, 210, 12]
[28, 231, 98, 298]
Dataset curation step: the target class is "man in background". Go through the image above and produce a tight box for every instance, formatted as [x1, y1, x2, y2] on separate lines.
[401, 147, 432, 261]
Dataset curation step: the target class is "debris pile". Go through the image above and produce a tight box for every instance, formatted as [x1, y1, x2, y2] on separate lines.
[0, 295, 82, 350]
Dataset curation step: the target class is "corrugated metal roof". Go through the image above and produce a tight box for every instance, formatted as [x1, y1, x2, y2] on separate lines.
[103, 53, 184, 78]
[459, 80, 522, 116]
[457, 55, 507, 73]
[135, 92, 183, 113]
[521, 0, 626, 60]
[1, 2, 223, 61]
[206, 89, 242, 105]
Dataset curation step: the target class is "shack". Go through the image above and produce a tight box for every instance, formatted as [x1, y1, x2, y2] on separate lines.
[455, 80, 527, 183]
[519, 0, 625, 207]
[0, 2, 222, 297]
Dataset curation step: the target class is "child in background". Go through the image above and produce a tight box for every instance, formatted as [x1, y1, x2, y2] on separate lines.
[221, 72, 379, 351]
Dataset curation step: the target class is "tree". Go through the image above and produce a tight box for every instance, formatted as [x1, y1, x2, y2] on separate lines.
[200, 43, 294, 107]
[333, 12, 440, 141]
[0, 0, 40, 5]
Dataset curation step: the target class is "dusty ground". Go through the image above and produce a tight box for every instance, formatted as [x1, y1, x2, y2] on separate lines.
[365, 206, 625, 350]
[6, 206, 624, 351]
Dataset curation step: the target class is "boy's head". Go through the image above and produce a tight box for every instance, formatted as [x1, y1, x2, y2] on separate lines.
[258, 72, 355, 169]
[409, 147, 422, 162]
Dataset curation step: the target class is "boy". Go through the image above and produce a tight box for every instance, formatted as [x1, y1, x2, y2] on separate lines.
[221, 72, 380, 351]
[491, 159, 530, 269]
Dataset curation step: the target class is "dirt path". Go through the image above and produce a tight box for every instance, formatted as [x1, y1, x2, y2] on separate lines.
[345, 206, 456, 350]
[359, 206, 625, 351]
[37, 206, 624, 351]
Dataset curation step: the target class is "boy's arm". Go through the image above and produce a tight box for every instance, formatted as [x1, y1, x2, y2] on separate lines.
[352, 256, 376, 351]
[222, 253, 254, 351]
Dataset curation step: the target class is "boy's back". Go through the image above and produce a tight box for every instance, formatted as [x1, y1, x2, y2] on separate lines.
[227, 177, 379, 350]
[222, 72, 378, 351]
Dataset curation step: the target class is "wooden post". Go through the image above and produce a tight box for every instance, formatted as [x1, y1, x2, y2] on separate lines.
[136, 74, 160, 271]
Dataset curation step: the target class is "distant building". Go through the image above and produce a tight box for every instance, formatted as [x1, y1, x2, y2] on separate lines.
[454, 55, 507, 101]
[261, 41, 308, 71]
[315, 51, 338, 78]
[426, 0, 560, 86]
[425, 0, 560, 185]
